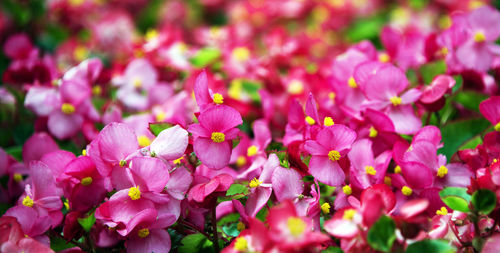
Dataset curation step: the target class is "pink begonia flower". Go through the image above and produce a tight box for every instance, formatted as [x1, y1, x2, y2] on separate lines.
[348, 139, 392, 189]
[4, 206, 52, 240]
[0, 216, 54, 253]
[361, 108, 405, 156]
[187, 173, 233, 205]
[149, 125, 188, 160]
[151, 91, 196, 128]
[193, 71, 225, 112]
[3, 33, 37, 60]
[188, 105, 242, 169]
[267, 200, 329, 249]
[222, 218, 271, 253]
[40, 150, 76, 180]
[230, 119, 271, 168]
[483, 233, 500, 252]
[283, 94, 322, 145]
[480, 96, 500, 131]
[22, 133, 59, 164]
[304, 124, 357, 186]
[419, 75, 456, 105]
[381, 26, 427, 71]
[359, 64, 422, 134]
[122, 208, 172, 253]
[455, 6, 500, 72]
[243, 154, 279, 217]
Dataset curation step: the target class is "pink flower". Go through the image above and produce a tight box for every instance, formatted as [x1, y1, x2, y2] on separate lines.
[304, 124, 357, 186]
[348, 139, 392, 189]
[149, 125, 188, 160]
[188, 105, 242, 169]
[187, 173, 233, 205]
[480, 96, 500, 131]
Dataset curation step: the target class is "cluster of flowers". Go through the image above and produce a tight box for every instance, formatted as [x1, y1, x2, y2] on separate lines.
[1, 0, 500, 252]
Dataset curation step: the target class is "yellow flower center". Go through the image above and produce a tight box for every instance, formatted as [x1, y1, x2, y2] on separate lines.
[378, 53, 390, 63]
[119, 160, 127, 167]
[22, 196, 34, 207]
[365, 165, 377, 176]
[128, 186, 141, 200]
[13, 173, 23, 183]
[247, 145, 258, 157]
[474, 31, 486, 42]
[236, 156, 247, 167]
[348, 77, 358, 88]
[61, 103, 75, 114]
[232, 47, 250, 62]
[384, 176, 392, 186]
[495, 122, 500, 132]
[321, 203, 331, 214]
[402, 186, 413, 196]
[342, 185, 352, 195]
[211, 132, 225, 143]
[173, 157, 183, 164]
[73, 45, 88, 61]
[390, 96, 402, 106]
[305, 116, 316, 125]
[343, 209, 356, 220]
[138, 228, 149, 238]
[137, 135, 151, 148]
[145, 29, 158, 41]
[236, 221, 245, 231]
[81, 177, 92, 186]
[323, 117, 334, 126]
[287, 80, 304, 94]
[133, 78, 142, 88]
[440, 47, 449, 56]
[82, 149, 87, 156]
[394, 165, 402, 174]
[92, 86, 102, 96]
[249, 178, 262, 188]
[155, 111, 166, 122]
[234, 237, 248, 251]
[328, 92, 336, 101]
[437, 165, 448, 178]
[213, 93, 224, 104]
[369, 126, 378, 138]
[436, 206, 448, 216]
[287, 217, 306, 237]
[328, 150, 341, 161]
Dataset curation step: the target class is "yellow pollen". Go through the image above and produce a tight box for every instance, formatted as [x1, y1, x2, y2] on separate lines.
[213, 93, 224, 104]
[211, 132, 225, 143]
[234, 237, 248, 251]
[145, 29, 158, 41]
[287, 80, 304, 94]
[247, 145, 258, 157]
[321, 203, 331, 214]
[384, 176, 392, 186]
[13, 173, 23, 183]
[61, 103, 75, 114]
[348, 77, 358, 88]
[81, 177, 92, 186]
[128, 186, 141, 200]
[138, 228, 150, 238]
[133, 78, 142, 88]
[249, 178, 262, 188]
[494, 159, 498, 163]
[328, 150, 341, 161]
[236, 156, 247, 167]
[495, 122, 500, 132]
[324, 117, 334, 126]
[305, 116, 316, 125]
[232, 47, 250, 62]
[137, 135, 151, 148]
[390, 96, 402, 106]
[342, 185, 352, 195]
[73, 45, 88, 61]
[64, 198, 69, 210]
[155, 111, 166, 122]
[394, 165, 402, 174]
[236, 221, 245, 231]
[378, 53, 390, 63]
[369, 126, 378, 138]
[287, 217, 306, 237]
[365, 165, 377, 176]
[402, 186, 413, 196]
[119, 160, 127, 167]
[82, 149, 87, 156]
[440, 47, 449, 56]
[22, 196, 34, 207]
[69, 0, 84, 6]
[474, 31, 486, 42]
[328, 92, 336, 101]
[92, 86, 102, 96]
[438, 15, 452, 29]
[173, 157, 183, 164]
[437, 165, 448, 178]
[343, 209, 356, 220]
[436, 206, 448, 216]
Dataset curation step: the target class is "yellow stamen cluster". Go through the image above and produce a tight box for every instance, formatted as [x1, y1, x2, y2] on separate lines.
[328, 150, 341, 161]
[343, 209, 356, 220]
[394, 165, 402, 174]
[402, 186, 413, 196]
[287, 80, 304, 94]
[384, 176, 392, 186]
[22, 196, 34, 207]
[133, 78, 142, 88]
[437, 165, 448, 178]
[236, 156, 247, 167]
[390, 96, 402, 106]
[234, 237, 248, 251]
[348, 77, 358, 88]
[128, 186, 141, 200]
[369, 126, 378, 138]
[474, 31, 486, 42]
[249, 178, 262, 188]
[61, 103, 75, 114]
[436, 206, 448, 216]
[92, 86, 102, 96]
[236, 221, 245, 231]
[119, 160, 127, 167]
[137, 135, 151, 148]
[155, 111, 166, 122]
[321, 203, 331, 214]
[82, 149, 87, 156]
[138, 228, 150, 238]
[365, 165, 377, 176]
[305, 116, 316, 125]
[173, 157, 184, 165]
[495, 122, 500, 132]
[324, 117, 334, 126]
[81, 177, 93, 186]
[232, 47, 250, 62]
[287, 217, 306, 237]
[328, 92, 336, 101]
[211, 132, 225, 143]
[213, 93, 224, 104]
[342, 185, 352, 195]
[247, 145, 258, 157]
[440, 47, 449, 56]
[379, 53, 390, 63]
[13, 173, 23, 183]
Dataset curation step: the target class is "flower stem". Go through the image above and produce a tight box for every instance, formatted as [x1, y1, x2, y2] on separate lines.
[211, 203, 220, 253]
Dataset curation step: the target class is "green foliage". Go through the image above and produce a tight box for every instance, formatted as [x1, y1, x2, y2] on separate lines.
[345, 16, 385, 42]
[226, 184, 249, 196]
[190, 48, 221, 68]
[367, 216, 396, 252]
[178, 233, 214, 253]
[438, 118, 490, 161]
[419, 60, 447, 84]
[471, 189, 497, 215]
[222, 222, 240, 237]
[439, 187, 471, 213]
[405, 239, 455, 253]
[149, 123, 172, 136]
[50, 235, 76, 252]
[77, 212, 96, 233]
[322, 246, 344, 253]
[454, 91, 488, 112]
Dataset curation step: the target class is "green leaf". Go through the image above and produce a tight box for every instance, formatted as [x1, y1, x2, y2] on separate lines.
[471, 189, 497, 215]
[222, 222, 240, 237]
[190, 47, 221, 68]
[322, 246, 344, 253]
[149, 123, 172, 136]
[178, 233, 214, 253]
[345, 16, 385, 42]
[438, 118, 490, 161]
[367, 215, 396, 252]
[405, 239, 455, 253]
[226, 184, 249, 196]
[439, 187, 471, 213]
[77, 212, 96, 233]
[419, 60, 447, 84]
[459, 136, 482, 150]
[453, 91, 488, 112]
[5, 146, 23, 161]
[451, 75, 463, 93]
[50, 235, 76, 251]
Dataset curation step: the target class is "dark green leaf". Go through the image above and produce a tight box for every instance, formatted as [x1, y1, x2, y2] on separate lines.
[178, 233, 214, 253]
[226, 184, 249, 196]
[420, 60, 447, 84]
[50, 235, 76, 251]
[453, 91, 487, 112]
[472, 189, 497, 215]
[439, 187, 471, 213]
[438, 118, 490, 161]
[405, 239, 455, 253]
[367, 216, 396, 252]
[149, 123, 172, 136]
[77, 212, 96, 233]
[322, 246, 344, 253]
[459, 136, 482, 150]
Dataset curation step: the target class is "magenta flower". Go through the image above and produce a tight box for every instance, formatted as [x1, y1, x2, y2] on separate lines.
[480, 96, 500, 132]
[243, 154, 279, 217]
[348, 138, 392, 189]
[304, 124, 356, 186]
[188, 105, 242, 169]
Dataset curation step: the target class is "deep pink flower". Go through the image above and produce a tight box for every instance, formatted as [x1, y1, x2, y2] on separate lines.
[480, 96, 500, 131]
[187, 173, 233, 204]
[348, 139, 392, 189]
